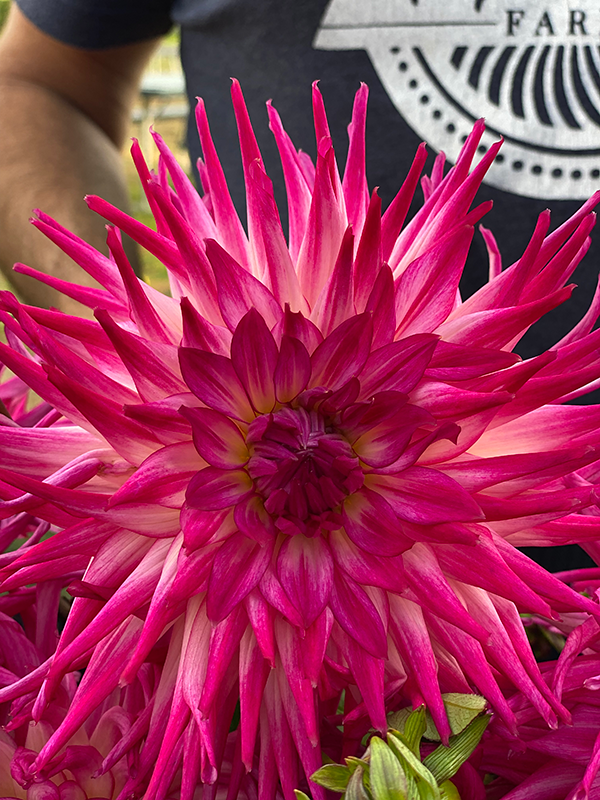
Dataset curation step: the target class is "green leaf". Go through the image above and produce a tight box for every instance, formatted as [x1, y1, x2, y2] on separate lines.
[346, 765, 372, 800]
[311, 764, 351, 792]
[346, 756, 370, 775]
[294, 792, 312, 800]
[403, 706, 427, 756]
[369, 737, 408, 800]
[439, 780, 462, 800]
[423, 714, 490, 785]
[424, 694, 487, 741]
[387, 731, 441, 800]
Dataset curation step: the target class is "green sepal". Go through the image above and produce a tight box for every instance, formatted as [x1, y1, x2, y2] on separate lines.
[387, 731, 441, 800]
[424, 694, 487, 742]
[369, 736, 408, 800]
[294, 792, 312, 800]
[423, 714, 490, 785]
[310, 763, 352, 792]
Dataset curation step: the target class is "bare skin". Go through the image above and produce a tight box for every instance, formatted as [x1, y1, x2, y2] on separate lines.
[0, 5, 160, 314]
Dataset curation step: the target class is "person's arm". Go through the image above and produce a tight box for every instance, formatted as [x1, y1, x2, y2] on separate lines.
[0, 4, 161, 314]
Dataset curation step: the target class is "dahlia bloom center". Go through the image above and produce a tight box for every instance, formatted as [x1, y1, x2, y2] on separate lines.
[246, 406, 363, 526]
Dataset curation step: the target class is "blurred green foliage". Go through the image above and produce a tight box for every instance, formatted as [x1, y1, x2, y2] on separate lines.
[0, 1, 10, 30]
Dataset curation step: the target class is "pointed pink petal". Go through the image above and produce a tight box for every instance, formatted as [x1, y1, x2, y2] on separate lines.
[395, 225, 474, 337]
[389, 594, 452, 743]
[352, 404, 432, 468]
[381, 142, 427, 262]
[274, 334, 311, 404]
[277, 535, 333, 628]
[296, 144, 347, 307]
[180, 406, 248, 469]
[272, 306, 323, 354]
[96, 309, 186, 403]
[353, 190, 383, 312]
[342, 487, 413, 556]
[180, 296, 232, 356]
[366, 265, 396, 348]
[186, 466, 253, 511]
[105, 226, 178, 345]
[179, 347, 255, 422]
[310, 226, 354, 336]
[205, 238, 283, 332]
[31, 210, 125, 300]
[151, 128, 218, 239]
[267, 100, 313, 263]
[309, 313, 372, 390]
[207, 532, 273, 622]
[44, 364, 160, 463]
[231, 308, 279, 413]
[239, 626, 270, 769]
[342, 83, 369, 234]
[233, 494, 275, 544]
[329, 568, 387, 658]
[195, 97, 251, 269]
[367, 467, 483, 524]
[358, 333, 439, 398]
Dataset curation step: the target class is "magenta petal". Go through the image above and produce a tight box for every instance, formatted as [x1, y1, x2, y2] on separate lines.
[181, 506, 232, 552]
[205, 238, 283, 331]
[233, 494, 275, 543]
[368, 467, 484, 524]
[185, 466, 253, 510]
[180, 406, 248, 468]
[206, 532, 273, 622]
[239, 626, 271, 768]
[274, 334, 311, 404]
[342, 487, 412, 556]
[352, 404, 433, 468]
[277, 535, 333, 628]
[179, 347, 254, 422]
[310, 313, 373, 390]
[359, 333, 439, 398]
[230, 308, 279, 413]
[329, 568, 388, 658]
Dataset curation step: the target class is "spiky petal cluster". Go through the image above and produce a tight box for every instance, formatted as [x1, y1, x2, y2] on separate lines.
[2, 81, 600, 798]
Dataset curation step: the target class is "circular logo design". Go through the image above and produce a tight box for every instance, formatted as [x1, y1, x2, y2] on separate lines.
[314, 0, 600, 199]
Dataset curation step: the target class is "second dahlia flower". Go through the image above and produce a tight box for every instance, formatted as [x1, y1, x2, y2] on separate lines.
[1, 81, 600, 798]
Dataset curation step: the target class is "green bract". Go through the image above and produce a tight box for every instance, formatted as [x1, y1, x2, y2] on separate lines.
[308, 695, 490, 800]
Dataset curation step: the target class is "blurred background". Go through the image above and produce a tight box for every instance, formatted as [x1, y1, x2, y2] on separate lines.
[0, 0, 183, 297]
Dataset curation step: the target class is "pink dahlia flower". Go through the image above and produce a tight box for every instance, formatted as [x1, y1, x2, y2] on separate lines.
[1, 81, 600, 798]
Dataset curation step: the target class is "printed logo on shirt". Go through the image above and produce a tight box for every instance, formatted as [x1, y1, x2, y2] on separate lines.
[314, 0, 600, 200]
